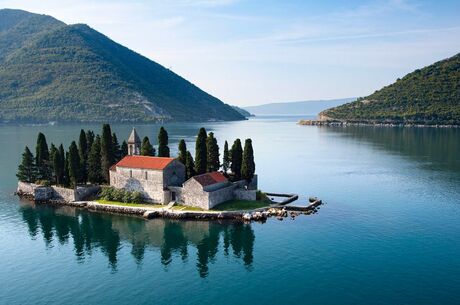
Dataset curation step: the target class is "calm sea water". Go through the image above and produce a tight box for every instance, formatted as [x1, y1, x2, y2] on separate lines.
[1, 116, 459, 305]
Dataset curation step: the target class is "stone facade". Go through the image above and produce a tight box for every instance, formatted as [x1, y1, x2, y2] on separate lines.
[109, 159, 185, 204]
[16, 182, 100, 202]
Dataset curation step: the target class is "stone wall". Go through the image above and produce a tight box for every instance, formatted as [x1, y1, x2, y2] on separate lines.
[110, 168, 167, 203]
[234, 189, 257, 201]
[17, 182, 100, 202]
[208, 184, 237, 209]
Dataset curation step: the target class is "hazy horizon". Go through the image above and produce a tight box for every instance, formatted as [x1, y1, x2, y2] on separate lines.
[1, 0, 459, 106]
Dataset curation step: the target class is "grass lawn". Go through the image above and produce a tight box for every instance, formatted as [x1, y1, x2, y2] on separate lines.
[171, 205, 204, 211]
[96, 200, 164, 209]
[212, 200, 269, 211]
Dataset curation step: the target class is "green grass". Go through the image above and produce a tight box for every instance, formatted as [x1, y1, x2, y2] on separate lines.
[212, 200, 269, 211]
[171, 205, 204, 211]
[96, 200, 164, 209]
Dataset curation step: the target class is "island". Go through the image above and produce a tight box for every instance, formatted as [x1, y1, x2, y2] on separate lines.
[16, 124, 321, 221]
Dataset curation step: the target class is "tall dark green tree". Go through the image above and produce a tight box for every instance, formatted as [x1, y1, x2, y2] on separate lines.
[78, 130, 88, 184]
[35, 132, 51, 180]
[195, 127, 207, 175]
[241, 139, 255, 182]
[49, 144, 58, 184]
[206, 132, 220, 172]
[230, 139, 243, 180]
[86, 130, 95, 152]
[58, 144, 66, 185]
[17, 146, 36, 182]
[222, 140, 230, 174]
[121, 141, 128, 158]
[88, 135, 103, 184]
[141, 137, 155, 156]
[178, 139, 187, 165]
[185, 151, 196, 179]
[51, 145, 63, 185]
[63, 152, 70, 187]
[100, 124, 114, 182]
[68, 141, 81, 187]
[112, 132, 121, 162]
[157, 126, 170, 157]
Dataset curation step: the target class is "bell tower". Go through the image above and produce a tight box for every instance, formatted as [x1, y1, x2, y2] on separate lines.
[127, 128, 141, 155]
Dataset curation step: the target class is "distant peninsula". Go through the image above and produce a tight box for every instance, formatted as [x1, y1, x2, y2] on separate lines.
[317, 53, 460, 126]
[0, 9, 244, 123]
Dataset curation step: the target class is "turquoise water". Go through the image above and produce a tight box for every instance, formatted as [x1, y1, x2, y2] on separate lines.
[1, 116, 459, 305]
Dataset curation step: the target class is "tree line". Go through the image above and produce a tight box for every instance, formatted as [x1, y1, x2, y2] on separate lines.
[17, 124, 255, 187]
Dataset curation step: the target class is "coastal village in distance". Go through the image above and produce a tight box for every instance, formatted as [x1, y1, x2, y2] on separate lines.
[16, 124, 322, 222]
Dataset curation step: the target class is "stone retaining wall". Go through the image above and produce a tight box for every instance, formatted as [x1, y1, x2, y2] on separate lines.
[17, 182, 100, 203]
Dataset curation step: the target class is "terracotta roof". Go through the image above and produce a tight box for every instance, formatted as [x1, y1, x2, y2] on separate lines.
[193, 172, 228, 187]
[115, 155, 175, 170]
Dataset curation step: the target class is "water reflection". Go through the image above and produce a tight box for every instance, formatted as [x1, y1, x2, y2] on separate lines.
[19, 201, 255, 277]
[322, 126, 460, 174]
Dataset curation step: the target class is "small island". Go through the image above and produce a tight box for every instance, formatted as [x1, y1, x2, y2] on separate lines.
[16, 124, 321, 221]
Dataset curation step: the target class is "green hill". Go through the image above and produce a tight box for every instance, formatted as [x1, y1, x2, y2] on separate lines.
[321, 53, 460, 125]
[0, 9, 244, 123]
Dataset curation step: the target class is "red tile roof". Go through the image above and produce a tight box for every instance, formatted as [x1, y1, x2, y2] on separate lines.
[115, 155, 175, 170]
[193, 172, 228, 187]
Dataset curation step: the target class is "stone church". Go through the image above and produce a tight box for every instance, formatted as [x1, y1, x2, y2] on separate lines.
[109, 128, 257, 210]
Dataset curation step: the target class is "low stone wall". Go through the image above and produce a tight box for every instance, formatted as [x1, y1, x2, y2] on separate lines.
[234, 189, 257, 201]
[17, 182, 100, 203]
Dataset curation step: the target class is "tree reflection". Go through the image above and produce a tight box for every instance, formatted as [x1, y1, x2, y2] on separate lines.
[19, 201, 256, 277]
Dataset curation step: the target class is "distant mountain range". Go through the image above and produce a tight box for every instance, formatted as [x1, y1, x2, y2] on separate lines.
[243, 98, 355, 116]
[321, 53, 460, 125]
[0, 9, 244, 123]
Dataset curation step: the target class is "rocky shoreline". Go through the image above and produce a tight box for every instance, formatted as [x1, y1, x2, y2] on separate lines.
[298, 119, 459, 128]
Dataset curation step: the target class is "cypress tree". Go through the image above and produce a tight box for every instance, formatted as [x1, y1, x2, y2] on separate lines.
[241, 139, 255, 183]
[17, 146, 36, 183]
[185, 151, 196, 179]
[100, 124, 114, 182]
[178, 139, 187, 165]
[121, 141, 128, 158]
[112, 132, 122, 162]
[195, 127, 207, 175]
[206, 132, 220, 172]
[58, 144, 65, 185]
[86, 130, 95, 152]
[35, 132, 51, 180]
[88, 135, 103, 184]
[223, 140, 230, 174]
[63, 152, 70, 187]
[78, 130, 88, 184]
[141, 137, 155, 156]
[68, 141, 81, 187]
[49, 144, 58, 184]
[157, 126, 170, 157]
[230, 139, 243, 180]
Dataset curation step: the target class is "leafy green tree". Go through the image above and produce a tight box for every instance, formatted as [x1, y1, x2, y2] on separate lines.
[88, 135, 103, 184]
[78, 130, 88, 184]
[222, 140, 230, 174]
[68, 141, 81, 187]
[112, 132, 121, 161]
[101, 124, 114, 182]
[17, 146, 36, 182]
[157, 126, 170, 157]
[230, 139, 243, 180]
[178, 139, 187, 165]
[241, 139, 255, 182]
[185, 151, 196, 179]
[35, 132, 51, 180]
[141, 136, 155, 156]
[63, 152, 70, 187]
[206, 132, 220, 172]
[121, 140, 128, 158]
[195, 127, 207, 175]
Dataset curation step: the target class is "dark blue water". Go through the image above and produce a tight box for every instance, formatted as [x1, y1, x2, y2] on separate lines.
[1, 116, 459, 305]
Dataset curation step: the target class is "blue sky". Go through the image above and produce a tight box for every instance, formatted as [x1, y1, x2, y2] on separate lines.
[1, 0, 460, 106]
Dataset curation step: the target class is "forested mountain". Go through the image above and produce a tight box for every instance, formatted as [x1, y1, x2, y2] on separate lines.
[0, 9, 244, 123]
[321, 53, 460, 125]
